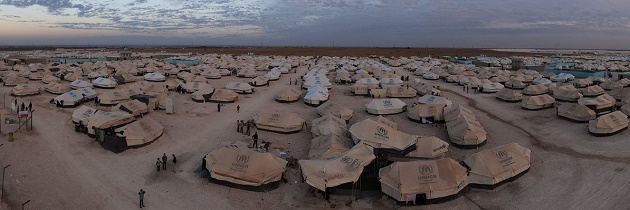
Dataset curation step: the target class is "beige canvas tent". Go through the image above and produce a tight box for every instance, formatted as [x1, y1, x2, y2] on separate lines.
[86, 111, 135, 135]
[386, 86, 417, 98]
[307, 134, 355, 160]
[505, 79, 526, 89]
[521, 94, 555, 110]
[209, 89, 239, 103]
[44, 83, 70, 95]
[578, 94, 615, 112]
[495, 88, 523, 102]
[379, 158, 470, 203]
[445, 114, 487, 148]
[588, 111, 629, 136]
[553, 85, 582, 102]
[253, 111, 306, 133]
[249, 76, 269, 87]
[112, 99, 149, 116]
[3, 75, 28, 86]
[413, 84, 440, 96]
[557, 103, 596, 122]
[407, 104, 445, 123]
[42, 74, 61, 84]
[522, 84, 549, 96]
[349, 119, 416, 151]
[364, 99, 407, 115]
[316, 101, 353, 121]
[182, 82, 212, 93]
[463, 143, 531, 189]
[72, 105, 97, 124]
[115, 117, 163, 146]
[417, 95, 453, 107]
[99, 90, 130, 105]
[310, 114, 348, 138]
[275, 87, 302, 103]
[351, 84, 370, 95]
[376, 115, 398, 130]
[299, 144, 376, 191]
[225, 82, 254, 94]
[11, 84, 40, 96]
[403, 136, 449, 159]
[581, 85, 605, 97]
[206, 147, 288, 187]
[443, 105, 477, 122]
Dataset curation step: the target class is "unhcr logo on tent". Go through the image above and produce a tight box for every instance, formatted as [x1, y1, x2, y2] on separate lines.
[419, 165, 433, 175]
[374, 126, 389, 140]
[496, 151, 508, 159]
[237, 155, 250, 164]
[340, 156, 353, 164]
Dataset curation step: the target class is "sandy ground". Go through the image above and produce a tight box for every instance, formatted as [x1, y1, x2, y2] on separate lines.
[0, 59, 629, 210]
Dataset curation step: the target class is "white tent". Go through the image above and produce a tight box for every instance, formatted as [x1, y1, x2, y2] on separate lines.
[364, 99, 407, 115]
[70, 80, 93, 89]
[92, 77, 117, 89]
[144, 73, 166, 82]
[225, 82, 254, 94]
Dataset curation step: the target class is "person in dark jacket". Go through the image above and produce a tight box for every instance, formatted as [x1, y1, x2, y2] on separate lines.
[162, 153, 168, 170]
[138, 189, 146, 208]
[172, 154, 177, 165]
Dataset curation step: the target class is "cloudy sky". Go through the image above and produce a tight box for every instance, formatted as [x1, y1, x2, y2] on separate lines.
[1, 0, 629, 49]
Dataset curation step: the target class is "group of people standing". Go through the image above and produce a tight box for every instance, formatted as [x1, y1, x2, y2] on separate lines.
[237, 119, 254, 135]
[155, 153, 177, 172]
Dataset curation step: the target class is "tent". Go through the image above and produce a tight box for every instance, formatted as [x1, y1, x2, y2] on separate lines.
[299, 144, 376, 191]
[443, 105, 477, 122]
[380, 78, 404, 86]
[355, 78, 380, 89]
[11, 84, 40, 96]
[63, 73, 82, 81]
[316, 101, 353, 121]
[417, 95, 453, 107]
[407, 104, 445, 123]
[191, 86, 216, 102]
[304, 90, 329, 106]
[572, 78, 593, 88]
[553, 85, 582, 102]
[86, 111, 135, 136]
[386, 86, 417, 98]
[88, 71, 108, 79]
[253, 111, 306, 133]
[495, 88, 523, 102]
[379, 158, 470, 203]
[53, 90, 84, 107]
[303, 78, 333, 89]
[42, 74, 61, 84]
[364, 99, 407, 115]
[480, 82, 504, 93]
[445, 114, 487, 148]
[413, 84, 440, 96]
[70, 80, 93, 89]
[351, 73, 373, 82]
[225, 82, 254, 94]
[77, 87, 98, 100]
[600, 81, 623, 90]
[249, 76, 269, 87]
[307, 134, 355, 160]
[210, 89, 239, 103]
[112, 74, 139, 84]
[532, 77, 552, 85]
[275, 87, 302, 103]
[557, 103, 596, 122]
[522, 84, 549, 96]
[310, 114, 348, 138]
[578, 94, 615, 113]
[581, 85, 605, 97]
[28, 72, 46, 80]
[237, 69, 258, 78]
[201, 69, 222, 79]
[115, 117, 164, 146]
[99, 90, 130, 105]
[422, 72, 440, 80]
[463, 143, 531, 189]
[376, 115, 398, 130]
[72, 105, 97, 124]
[588, 111, 629, 136]
[206, 147, 288, 188]
[112, 99, 149, 116]
[349, 119, 416, 151]
[144, 73, 166, 82]
[505, 79, 526, 89]
[3, 75, 28, 86]
[521, 94, 555, 110]
[403, 136, 449, 159]
[130, 81, 168, 94]
[182, 82, 213, 93]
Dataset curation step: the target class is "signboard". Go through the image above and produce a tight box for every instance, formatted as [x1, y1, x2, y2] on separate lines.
[19, 111, 29, 118]
[5, 115, 18, 125]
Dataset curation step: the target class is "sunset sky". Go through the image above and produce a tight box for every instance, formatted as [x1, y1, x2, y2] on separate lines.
[1, 0, 630, 49]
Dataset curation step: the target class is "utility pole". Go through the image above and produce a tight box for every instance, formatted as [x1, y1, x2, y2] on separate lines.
[2, 164, 11, 200]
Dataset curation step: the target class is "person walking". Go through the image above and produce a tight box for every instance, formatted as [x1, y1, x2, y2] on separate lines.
[237, 105, 240, 113]
[217, 103, 221, 112]
[237, 120, 241, 133]
[156, 158, 162, 172]
[138, 189, 146, 208]
[162, 153, 168, 170]
[172, 154, 177, 165]
[246, 121, 251, 135]
[252, 132, 259, 148]
[28, 102, 32, 111]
